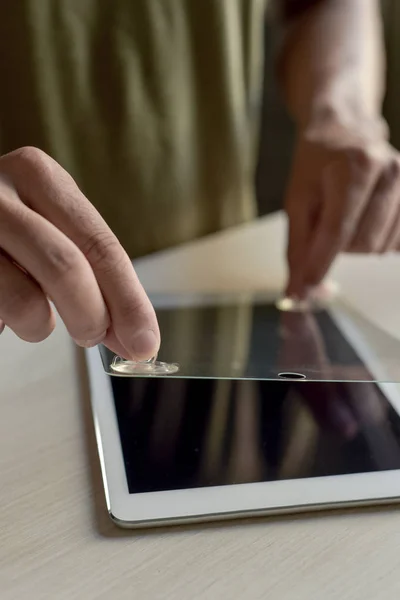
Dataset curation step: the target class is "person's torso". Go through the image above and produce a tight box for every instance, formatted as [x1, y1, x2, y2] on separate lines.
[0, 0, 267, 257]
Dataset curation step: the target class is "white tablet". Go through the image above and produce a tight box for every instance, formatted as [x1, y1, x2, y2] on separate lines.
[86, 294, 400, 528]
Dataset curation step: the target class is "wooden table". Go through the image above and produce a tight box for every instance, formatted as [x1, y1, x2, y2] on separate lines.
[2, 214, 400, 600]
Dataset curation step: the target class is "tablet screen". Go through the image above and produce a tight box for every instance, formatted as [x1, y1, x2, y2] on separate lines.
[112, 377, 400, 494]
[107, 301, 400, 494]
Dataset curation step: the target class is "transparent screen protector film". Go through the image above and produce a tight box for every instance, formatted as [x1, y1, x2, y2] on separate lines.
[99, 293, 400, 383]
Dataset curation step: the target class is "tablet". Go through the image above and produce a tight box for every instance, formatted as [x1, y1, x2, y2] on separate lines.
[86, 294, 400, 527]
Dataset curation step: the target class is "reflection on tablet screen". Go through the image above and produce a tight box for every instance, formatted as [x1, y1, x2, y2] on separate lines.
[112, 377, 400, 494]
[101, 299, 394, 381]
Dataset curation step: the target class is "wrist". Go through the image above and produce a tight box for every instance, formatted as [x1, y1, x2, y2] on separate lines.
[298, 100, 389, 144]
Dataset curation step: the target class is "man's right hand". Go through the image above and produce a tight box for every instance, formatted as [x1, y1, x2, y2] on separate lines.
[0, 147, 160, 360]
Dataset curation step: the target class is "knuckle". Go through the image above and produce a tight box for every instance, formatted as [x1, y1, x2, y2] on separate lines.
[2, 146, 77, 192]
[47, 244, 82, 278]
[74, 324, 107, 345]
[65, 305, 109, 345]
[2, 146, 56, 184]
[8, 146, 51, 170]
[81, 231, 125, 274]
[117, 294, 154, 327]
[345, 146, 375, 170]
[387, 158, 400, 179]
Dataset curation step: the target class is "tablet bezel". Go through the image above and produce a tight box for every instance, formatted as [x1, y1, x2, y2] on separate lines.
[86, 302, 400, 528]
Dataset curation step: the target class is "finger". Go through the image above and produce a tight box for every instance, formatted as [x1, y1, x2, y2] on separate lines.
[0, 251, 55, 342]
[300, 382, 359, 440]
[280, 311, 326, 358]
[1, 148, 159, 360]
[285, 189, 319, 297]
[96, 328, 133, 360]
[301, 150, 378, 289]
[0, 185, 110, 347]
[339, 382, 386, 424]
[347, 159, 400, 253]
[383, 201, 400, 252]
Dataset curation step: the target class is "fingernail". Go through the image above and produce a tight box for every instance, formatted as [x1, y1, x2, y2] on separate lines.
[75, 331, 107, 348]
[130, 329, 159, 360]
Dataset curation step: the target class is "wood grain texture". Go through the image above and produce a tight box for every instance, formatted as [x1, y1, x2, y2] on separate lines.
[2, 217, 400, 600]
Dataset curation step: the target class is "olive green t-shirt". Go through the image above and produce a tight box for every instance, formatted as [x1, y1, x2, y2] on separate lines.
[0, 0, 267, 257]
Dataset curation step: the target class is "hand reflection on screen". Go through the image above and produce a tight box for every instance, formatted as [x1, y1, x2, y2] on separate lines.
[278, 310, 329, 377]
[276, 310, 387, 440]
[112, 303, 400, 493]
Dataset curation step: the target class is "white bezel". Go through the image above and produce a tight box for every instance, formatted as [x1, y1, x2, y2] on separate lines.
[85, 304, 400, 528]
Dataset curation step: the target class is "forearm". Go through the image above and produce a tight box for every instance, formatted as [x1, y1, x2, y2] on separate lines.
[278, 0, 386, 130]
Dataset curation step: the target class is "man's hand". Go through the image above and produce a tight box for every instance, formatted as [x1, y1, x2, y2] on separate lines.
[0, 147, 160, 360]
[277, 0, 391, 297]
[285, 116, 400, 297]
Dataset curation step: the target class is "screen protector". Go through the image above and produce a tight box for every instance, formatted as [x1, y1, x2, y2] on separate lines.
[99, 293, 400, 382]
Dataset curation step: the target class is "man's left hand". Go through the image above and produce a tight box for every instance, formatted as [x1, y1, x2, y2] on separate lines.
[285, 114, 400, 297]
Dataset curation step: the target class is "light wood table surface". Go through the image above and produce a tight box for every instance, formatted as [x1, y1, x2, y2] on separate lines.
[2, 213, 400, 600]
